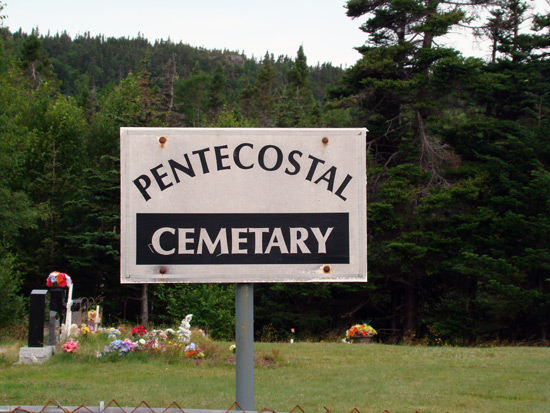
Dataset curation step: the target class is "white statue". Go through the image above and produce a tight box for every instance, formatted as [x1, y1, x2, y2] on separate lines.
[178, 314, 193, 344]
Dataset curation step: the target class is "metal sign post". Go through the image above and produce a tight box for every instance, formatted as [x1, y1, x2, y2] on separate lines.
[235, 283, 254, 411]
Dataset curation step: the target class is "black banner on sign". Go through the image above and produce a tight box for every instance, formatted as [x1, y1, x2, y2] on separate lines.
[136, 213, 349, 265]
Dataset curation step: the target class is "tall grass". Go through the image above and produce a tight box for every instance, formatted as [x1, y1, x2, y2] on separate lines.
[1, 338, 549, 413]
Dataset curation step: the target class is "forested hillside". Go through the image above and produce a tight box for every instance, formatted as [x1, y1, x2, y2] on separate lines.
[0, 0, 549, 344]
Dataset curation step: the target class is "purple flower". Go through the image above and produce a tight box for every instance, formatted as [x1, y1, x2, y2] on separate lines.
[105, 339, 135, 355]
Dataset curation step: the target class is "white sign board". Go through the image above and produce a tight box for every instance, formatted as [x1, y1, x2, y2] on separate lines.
[120, 128, 367, 283]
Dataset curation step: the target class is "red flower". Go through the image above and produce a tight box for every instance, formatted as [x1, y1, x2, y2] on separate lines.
[131, 325, 147, 336]
[46, 271, 71, 287]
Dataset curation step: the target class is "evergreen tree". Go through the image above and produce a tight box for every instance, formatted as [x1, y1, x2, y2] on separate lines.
[0, 1, 6, 25]
[174, 62, 209, 126]
[0, 31, 45, 325]
[206, 62, 227, 118]
[250, 52, 278, 126]
[276, 46, 320, 127]
[287, 45, 310, 92]
[18, 31, 53, 84]
[82, 68, 166, 325]
[334, 0, 494, 337]
[2, 15, 548, 341]
[442, 4, 550, 340]
[22, 91, 87, 277]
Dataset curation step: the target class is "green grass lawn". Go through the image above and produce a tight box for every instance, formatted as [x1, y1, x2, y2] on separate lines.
[1, 340, 549, 413]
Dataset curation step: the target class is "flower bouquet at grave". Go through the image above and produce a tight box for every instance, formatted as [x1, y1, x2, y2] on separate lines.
[104, 339, 135, 356]
[345, 323, 377, 341]
[184, 342, 204, 358]
[61, 339, 79, 353]
[133, 338, 162, 353]
[103, 327, 121, 340]
[88, 309, 101, 326]
[46, 271, 72, 288]
[80, 324, 91, 336]
[131, 324, 147, 337]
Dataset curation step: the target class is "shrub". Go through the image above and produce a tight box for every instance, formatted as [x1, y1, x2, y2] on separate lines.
[0, 249, 26, 329]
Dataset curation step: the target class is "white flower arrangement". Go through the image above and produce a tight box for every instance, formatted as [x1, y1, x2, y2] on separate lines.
[178, 314, 193, 344]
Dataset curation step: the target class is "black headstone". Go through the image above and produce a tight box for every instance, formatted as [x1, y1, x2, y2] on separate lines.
[28, 289, 47, 347]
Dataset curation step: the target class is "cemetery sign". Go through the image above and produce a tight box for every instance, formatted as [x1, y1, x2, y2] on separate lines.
[120, 128, 367, 283]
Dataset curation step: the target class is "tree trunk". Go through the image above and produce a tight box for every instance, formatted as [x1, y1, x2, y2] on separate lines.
[140, 284, 149, 327]
[391, 288, 399, 332]
[404, 281, 418, 335]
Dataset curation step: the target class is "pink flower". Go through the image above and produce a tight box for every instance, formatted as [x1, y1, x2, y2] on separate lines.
[62, 339, 79, 353]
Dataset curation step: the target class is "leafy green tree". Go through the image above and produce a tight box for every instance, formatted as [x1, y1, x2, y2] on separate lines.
[210, 104, 253, 127]
[0, 35, 45, 325]
[73, 73, 95, 119]
[0, 28, 86, 291]
[152, 284, 235, 340]
[0, 249, 26, 328]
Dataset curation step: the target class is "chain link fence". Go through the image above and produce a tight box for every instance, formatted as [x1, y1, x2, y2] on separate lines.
[0, 401, 367, 413]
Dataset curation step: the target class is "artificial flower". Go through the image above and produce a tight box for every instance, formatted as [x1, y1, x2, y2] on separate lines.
[106, 327, 121, 340]
[88, 309, 101, 324]
[62, 339, 79, 353]
[46, 271, 72, 288]
[346, 323, 377, 339]
[131, 324, 147, 337]
[184, 342, 204, 358]
[145, 339, 160, 350]
[105, 339, 135, 355]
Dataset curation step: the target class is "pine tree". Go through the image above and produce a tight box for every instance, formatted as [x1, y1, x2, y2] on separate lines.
[19, 31, 53, 84]
[174, 62, 209, 126]
[251, 52, 277, 126]
[335, 0, 494, 337]
[206, 62, 227, 118]
[287, 45, 310, 92]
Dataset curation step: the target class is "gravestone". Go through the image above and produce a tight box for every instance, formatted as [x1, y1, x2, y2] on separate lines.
[28, 289, 47, 347]
[19, 289, 54, 364]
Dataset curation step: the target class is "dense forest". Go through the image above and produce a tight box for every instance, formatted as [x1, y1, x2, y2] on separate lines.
[0, 0, 549, 344]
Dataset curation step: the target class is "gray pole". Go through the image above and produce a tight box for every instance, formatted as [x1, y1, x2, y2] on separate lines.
[235, 283, 254, 411]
